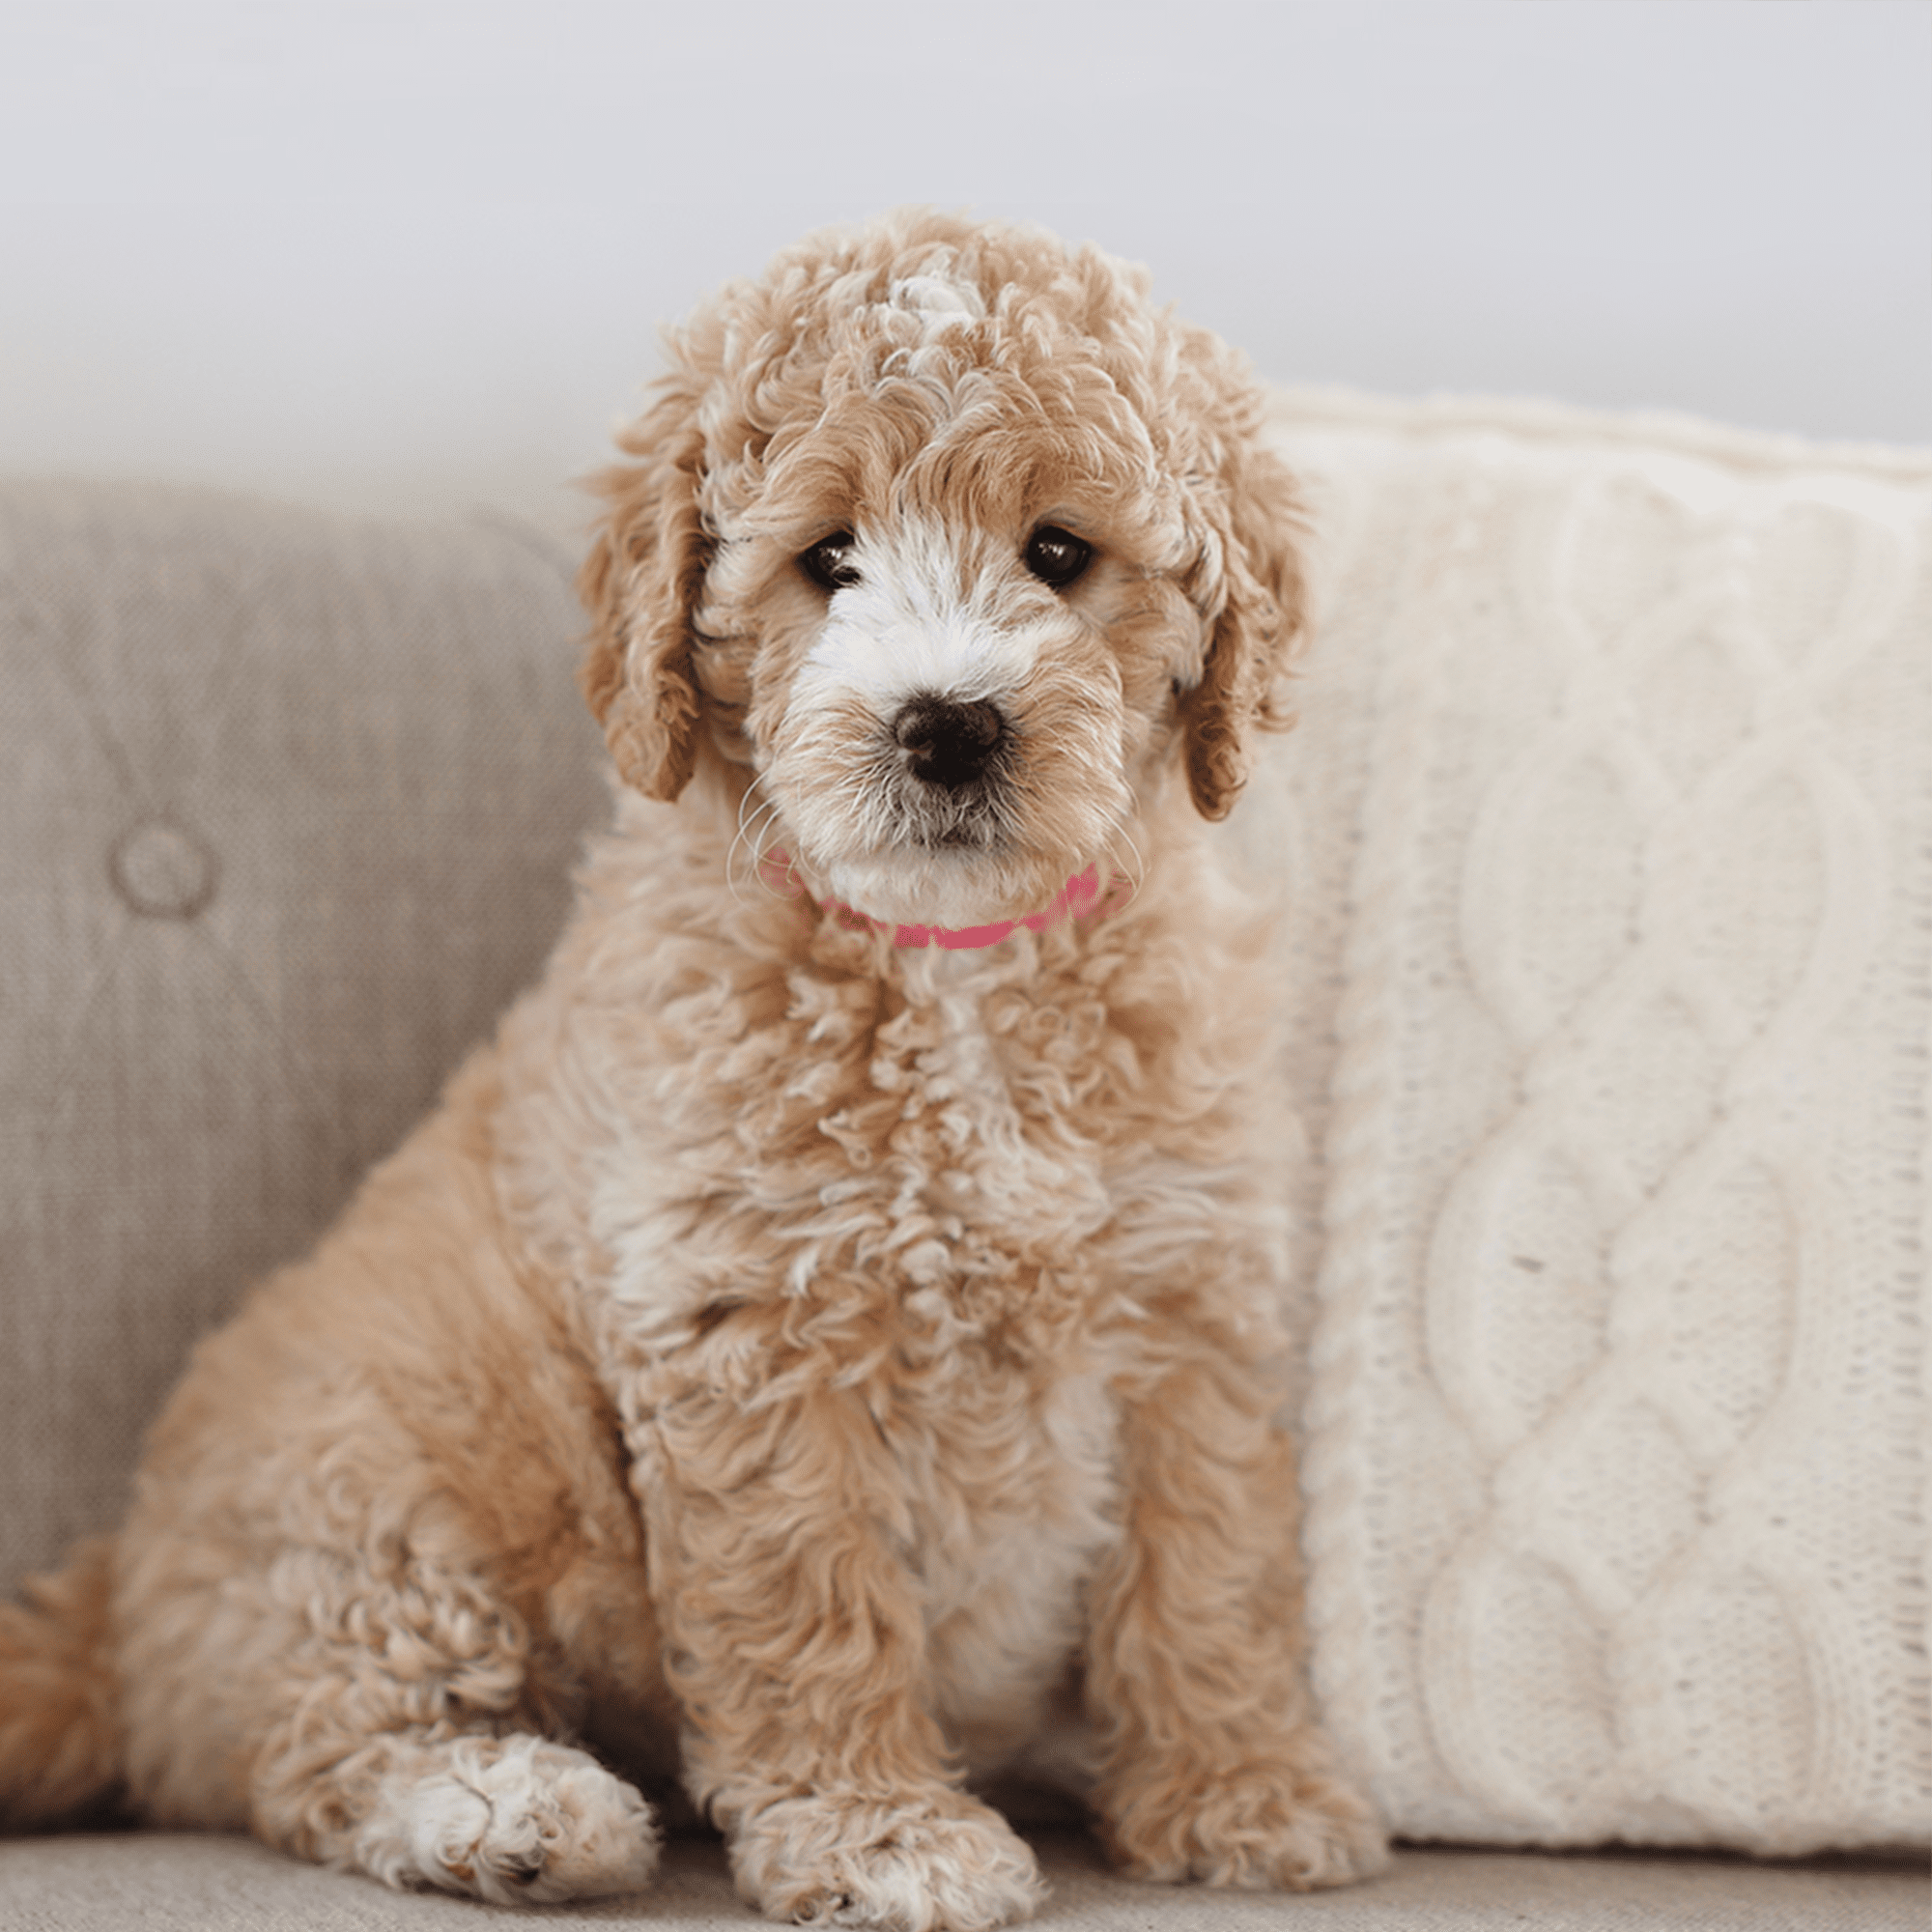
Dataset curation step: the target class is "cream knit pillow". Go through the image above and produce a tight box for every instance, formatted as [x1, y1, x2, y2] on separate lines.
[1254, 391, 1931, 1855]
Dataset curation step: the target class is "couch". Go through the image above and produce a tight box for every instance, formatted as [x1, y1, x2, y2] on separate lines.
[2, 392, 1925, 1926]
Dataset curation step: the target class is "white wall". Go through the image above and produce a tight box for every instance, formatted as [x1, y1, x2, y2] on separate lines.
[3, 0, 1926, 530]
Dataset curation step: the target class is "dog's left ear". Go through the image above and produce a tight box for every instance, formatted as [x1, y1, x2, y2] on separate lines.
[578, 378, 711, 802]
[1177, 435, 1306, 822]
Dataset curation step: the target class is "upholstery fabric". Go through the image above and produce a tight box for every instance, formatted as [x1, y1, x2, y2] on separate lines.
[1, 391, 1926, 1889]
[0, 1832, 1924, 1932]
[1258, 392, 1932, 1855]
[0, 481, 609, 1593]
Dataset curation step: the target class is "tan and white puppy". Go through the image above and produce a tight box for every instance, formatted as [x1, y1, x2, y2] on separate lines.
[0, 211, 1386, 1929]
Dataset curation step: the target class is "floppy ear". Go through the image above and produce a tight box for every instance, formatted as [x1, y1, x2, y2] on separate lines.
[578, 379, 711, 802]
[1177, 437, 1307, 822]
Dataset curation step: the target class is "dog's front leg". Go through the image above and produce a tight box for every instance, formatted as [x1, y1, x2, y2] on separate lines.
[1085, 1351, 1387, 1891]
[633, 1367, 1045, 1931]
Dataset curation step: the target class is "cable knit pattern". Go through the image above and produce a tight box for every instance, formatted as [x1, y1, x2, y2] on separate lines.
[1264, 392, 1931, 1855]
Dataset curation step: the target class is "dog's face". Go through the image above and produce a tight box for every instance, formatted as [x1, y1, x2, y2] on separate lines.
[580, 213, 1304, 927]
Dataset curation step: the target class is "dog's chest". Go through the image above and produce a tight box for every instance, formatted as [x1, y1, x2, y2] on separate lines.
[891, 1351, 1123, 1774]
[556, 932, 1237, 1770]
[584, 924, 1193, 1345]
[861, 968, 1120, 1259]
[838, 974, 1139, 1763]
[748, 962, 1143, 1751]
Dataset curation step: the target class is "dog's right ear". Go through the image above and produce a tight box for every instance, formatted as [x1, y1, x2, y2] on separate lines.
[578, 380, 711, 802]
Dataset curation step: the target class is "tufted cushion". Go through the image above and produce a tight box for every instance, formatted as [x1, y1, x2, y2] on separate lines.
[1259, 392, 1931, 1856]
[0, 482, 609, 1593]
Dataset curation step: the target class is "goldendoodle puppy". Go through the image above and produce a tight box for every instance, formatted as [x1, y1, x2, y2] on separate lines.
[0, 210, 1385, 1927]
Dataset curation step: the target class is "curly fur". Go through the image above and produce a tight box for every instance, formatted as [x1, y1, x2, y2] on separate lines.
[0, 210, 1384, 1925]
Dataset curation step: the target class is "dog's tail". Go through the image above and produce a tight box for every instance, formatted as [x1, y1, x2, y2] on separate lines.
[0, 1536, 124, 1828]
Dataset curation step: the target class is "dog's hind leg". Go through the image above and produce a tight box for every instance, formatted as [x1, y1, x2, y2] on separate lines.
[241, 1552, 659, 1904]
[266, 1725, 660, 1905]
[122, 1533, 659, 1905]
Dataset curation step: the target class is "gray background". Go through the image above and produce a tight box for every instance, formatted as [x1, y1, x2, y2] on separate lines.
[3, 0, 1926, 530]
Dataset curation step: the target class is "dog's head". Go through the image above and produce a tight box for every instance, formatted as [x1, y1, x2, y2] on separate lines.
[580, 210, 1303, 928]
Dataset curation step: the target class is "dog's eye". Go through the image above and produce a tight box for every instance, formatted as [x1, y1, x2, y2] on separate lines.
[1023, 526, 1093, 589]
[799, 532, 860, 592]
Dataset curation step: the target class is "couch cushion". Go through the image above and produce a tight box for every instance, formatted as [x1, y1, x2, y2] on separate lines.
[0, 481, 609, 1595]
[0, 1832, 1923, 1931]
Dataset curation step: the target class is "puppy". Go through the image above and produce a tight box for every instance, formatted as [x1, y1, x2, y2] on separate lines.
[0, 210, 1385, 1927]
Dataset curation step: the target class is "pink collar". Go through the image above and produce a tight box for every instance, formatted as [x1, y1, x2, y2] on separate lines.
[759, 853, 1120, 950]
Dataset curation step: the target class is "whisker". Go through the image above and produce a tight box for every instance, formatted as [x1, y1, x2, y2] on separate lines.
[750, 803, 800, 903]
[1107, 820, 1147, 908]
[726, 787, 783, 906]
[724, 792, 757, 905]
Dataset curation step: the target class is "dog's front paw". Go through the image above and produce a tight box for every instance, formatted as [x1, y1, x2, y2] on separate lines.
[364, 1733, 660, 1905]
[730, 1789, 1045, 1931]
[1098, 1757, 1387, 1892]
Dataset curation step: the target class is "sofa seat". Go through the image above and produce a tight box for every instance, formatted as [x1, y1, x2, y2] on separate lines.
[1, 1830, 1923, 1931]
[3, 402, 1925, 1923]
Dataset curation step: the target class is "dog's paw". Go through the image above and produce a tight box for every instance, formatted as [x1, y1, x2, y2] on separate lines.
[1099, 1759, 1387, 1892]
[362, 1733, 660, 1905]
[730, 1789, 1045, 1931]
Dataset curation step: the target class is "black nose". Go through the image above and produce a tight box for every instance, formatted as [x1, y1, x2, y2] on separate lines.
[893, 696, 1006, 789]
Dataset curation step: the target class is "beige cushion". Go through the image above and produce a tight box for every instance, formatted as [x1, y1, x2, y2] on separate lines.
[0, 1832, 1924, 1931]
[0, 480, 608, 1592]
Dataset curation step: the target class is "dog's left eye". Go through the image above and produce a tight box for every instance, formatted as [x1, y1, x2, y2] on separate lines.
[799, 532, 860, 592]
[1023, 526, 1093, 589]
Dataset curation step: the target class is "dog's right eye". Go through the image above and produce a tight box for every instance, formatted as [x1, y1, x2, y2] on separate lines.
[1023, 526, 1094, 590]
[799, 532, 860, 592]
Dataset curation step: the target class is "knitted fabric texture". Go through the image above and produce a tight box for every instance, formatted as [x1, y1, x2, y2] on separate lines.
[1258, 392, 1931, 1856]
